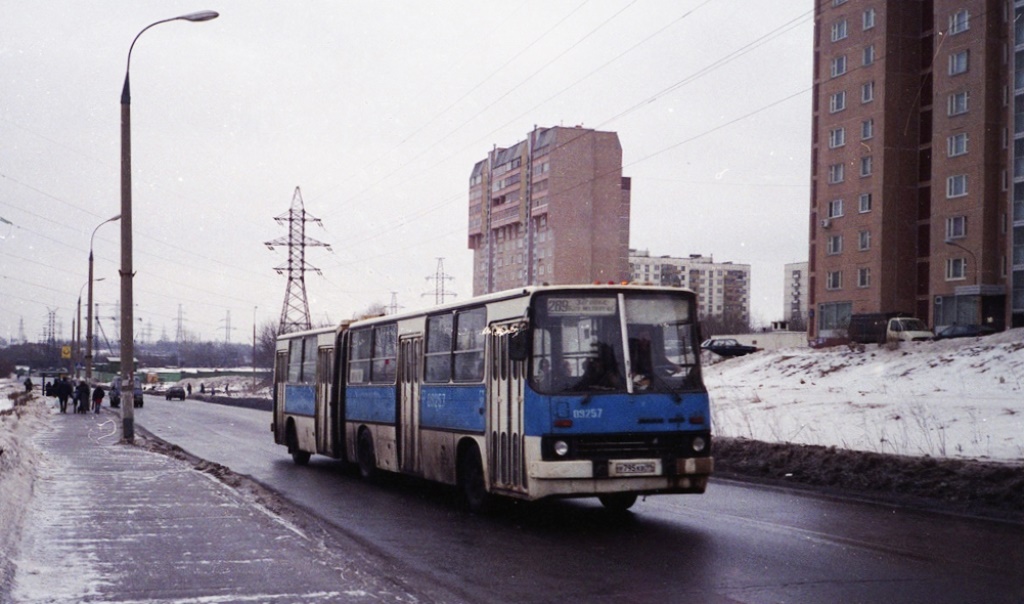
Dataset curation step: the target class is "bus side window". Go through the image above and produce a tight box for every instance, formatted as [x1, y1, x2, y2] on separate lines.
[288, 339, 302, 383]
[348, 329, 371, 384]
[302, 336, 317, 384]
[371, 324, 397, 384]
[425, 314, 453, 383]
[454, 308, 485, 382]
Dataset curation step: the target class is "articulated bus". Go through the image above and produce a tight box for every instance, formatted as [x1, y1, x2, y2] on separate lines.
[272, 285, 713, 511]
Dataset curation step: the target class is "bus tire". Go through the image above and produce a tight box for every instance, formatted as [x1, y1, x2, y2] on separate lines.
[458, 444, 490, 514]
[357, 429, 377, 481]
[286, 422, 310, 466]
[598, 493, 638, 512]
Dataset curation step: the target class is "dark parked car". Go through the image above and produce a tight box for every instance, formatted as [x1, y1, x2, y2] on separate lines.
[165, 386, 187, 401]
[701, 338, 759, 358]
[933, 324, 996, 340]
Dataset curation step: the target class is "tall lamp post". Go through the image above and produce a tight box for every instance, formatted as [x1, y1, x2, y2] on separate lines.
[88, 216, 120, 380]
[77, 276, 105, 379]
[120, 10, 218, 443]
[944, 238, 980, 325]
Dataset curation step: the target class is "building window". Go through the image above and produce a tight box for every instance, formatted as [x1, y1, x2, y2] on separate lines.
[858, 230, 871, 250]
[948, 91, 969, 116]
[857, 267, 871, 288]
[947, 132, 968, 157]
[828, 164, 845, 184]
[947, 174, 968, 198]
[831, 55, 848, 78]
[829, 91, 847, 113]
[860, 156, 873, 177]
[831, 19, 848, 42]
[863, 45, 875, 66]
[828, 198, 844, 218]
[828, 127, 846, 148]
[950, 9, 969, 34]
[949, 50, 969, 75]
[861, 81, 874, 103]
[861, 118, 874, 140]
[826, 271, 843, 291]
[946, 215, 967, 239]
[945, 258, 966, 281]
[833, 0, 847, 5]
[863, 8, 876, 29]
[858, 192, 872, 213]
[827, 234, 843, 255]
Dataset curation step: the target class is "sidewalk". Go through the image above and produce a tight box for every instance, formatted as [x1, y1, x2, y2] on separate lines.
[9, 404, 416, 603]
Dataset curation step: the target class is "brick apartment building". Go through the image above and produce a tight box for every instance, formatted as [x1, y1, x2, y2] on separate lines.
[810, 0, 1017, 338]
[468, 126, 631, 295]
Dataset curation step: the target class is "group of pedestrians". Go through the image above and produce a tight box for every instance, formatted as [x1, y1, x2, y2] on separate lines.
[44, 376, 115, 414]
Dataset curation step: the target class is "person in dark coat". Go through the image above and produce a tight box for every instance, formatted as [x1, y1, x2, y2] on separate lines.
[57, 377, 72, 414]
[24, 377, 33, 392]
[91, 384, 105, 414]
[75, 380, 91, 414]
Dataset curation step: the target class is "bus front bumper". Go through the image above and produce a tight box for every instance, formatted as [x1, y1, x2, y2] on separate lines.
[527, 456, 713, 497]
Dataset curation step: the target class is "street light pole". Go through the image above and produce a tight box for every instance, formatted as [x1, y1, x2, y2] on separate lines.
[120, 10, 219, 443]
[87, 216, 120, 380]
[944, 238, 978, 286]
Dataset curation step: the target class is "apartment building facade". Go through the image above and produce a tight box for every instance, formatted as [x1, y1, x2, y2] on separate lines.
[628, 249, 751, 325]
[784, 261, 810, 328]
[811, 0, 1014, 338]
[468, 126, 631, 295]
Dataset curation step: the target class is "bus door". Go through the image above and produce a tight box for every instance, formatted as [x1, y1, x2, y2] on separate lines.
[315, 346, 336, 456]
[273, 349, 288, 444]
[487, 322, 528, 495]
[397, 335, 423, 474]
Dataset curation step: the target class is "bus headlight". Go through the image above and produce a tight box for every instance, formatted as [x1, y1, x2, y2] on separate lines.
[692, 436, 706, 453]
[553, 440, 570, 457]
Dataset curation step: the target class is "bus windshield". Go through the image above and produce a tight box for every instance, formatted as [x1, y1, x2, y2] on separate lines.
[530, 291, 700, 394]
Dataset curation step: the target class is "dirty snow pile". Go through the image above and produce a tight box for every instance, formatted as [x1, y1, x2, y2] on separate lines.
[705, 328, 1024, 462]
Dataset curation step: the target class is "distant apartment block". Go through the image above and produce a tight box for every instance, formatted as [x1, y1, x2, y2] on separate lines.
[784, 262, 810, 328]
[629, 249, 751, 324]
[468, 126, 631, 295]
[811, 0, 1017, 337]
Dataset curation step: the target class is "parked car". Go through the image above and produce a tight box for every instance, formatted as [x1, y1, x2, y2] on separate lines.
[933, 324, 996, 340]
[165, 385, 187, 401]
[701, 338, 759, 358]
[849, 313, 933, 344]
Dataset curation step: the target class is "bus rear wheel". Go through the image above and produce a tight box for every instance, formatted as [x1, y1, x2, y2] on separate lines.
[357, 429, 377, 481]
[458, 445, 490, 514]
[598, 493, 638, 512]
[287, 423, 310, 466]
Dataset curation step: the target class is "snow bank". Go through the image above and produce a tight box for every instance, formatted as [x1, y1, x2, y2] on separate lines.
[706, 328, 1024, 462]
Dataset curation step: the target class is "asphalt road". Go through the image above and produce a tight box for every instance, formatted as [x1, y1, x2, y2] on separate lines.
[135, 394, 1024, 603]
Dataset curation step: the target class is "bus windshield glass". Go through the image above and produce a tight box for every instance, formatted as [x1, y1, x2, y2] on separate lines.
[530, 291, 700, 394]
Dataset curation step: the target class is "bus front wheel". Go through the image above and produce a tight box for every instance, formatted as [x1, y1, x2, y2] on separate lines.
[458, 444, 490, 514]
[357, 429, 377, 481]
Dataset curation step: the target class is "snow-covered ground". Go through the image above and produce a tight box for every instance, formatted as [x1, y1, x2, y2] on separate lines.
[705, 328, 1024, 462]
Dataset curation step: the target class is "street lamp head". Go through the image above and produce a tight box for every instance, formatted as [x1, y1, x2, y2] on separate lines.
[179, 10, 219, 22]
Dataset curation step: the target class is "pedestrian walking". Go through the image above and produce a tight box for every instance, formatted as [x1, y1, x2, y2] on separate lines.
[57, 377, 72, 414]
[75, 380, 91, 414]
[110, 376, 122, 409]
[91, 384, 105, 414]
[24, 377, 33, 392]
[186, 383, 192, 396]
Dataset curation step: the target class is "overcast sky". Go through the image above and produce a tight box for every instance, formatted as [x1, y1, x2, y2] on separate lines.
[0, 1, 813, 345]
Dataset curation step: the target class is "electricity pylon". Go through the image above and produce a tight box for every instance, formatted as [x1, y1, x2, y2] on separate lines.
[266, 187, 332, 334]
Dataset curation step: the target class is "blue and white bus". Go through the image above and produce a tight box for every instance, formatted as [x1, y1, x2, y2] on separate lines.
[272, 285, 713, 511]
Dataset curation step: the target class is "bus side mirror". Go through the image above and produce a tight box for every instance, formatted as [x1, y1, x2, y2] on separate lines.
[509, 330, 530, 361]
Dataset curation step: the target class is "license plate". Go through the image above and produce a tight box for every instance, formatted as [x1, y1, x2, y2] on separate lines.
[609, 460, 660, 477]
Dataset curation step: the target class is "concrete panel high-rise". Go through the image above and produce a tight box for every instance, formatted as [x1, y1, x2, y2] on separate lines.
[810, 0, 1014, 339]
[468, 126, 631, 295]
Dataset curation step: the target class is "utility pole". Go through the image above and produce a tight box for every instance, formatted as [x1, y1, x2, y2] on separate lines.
[387, 292, 404, 315]
[423, 258, 457, 306]
[265, 186, 332, 334]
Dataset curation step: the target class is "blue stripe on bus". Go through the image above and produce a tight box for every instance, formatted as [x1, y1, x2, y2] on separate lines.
[284, 384, 316, 416]
[523, 389, 711, 435]
[421, 385, 485, 433]
[346, 386, 397, 424]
